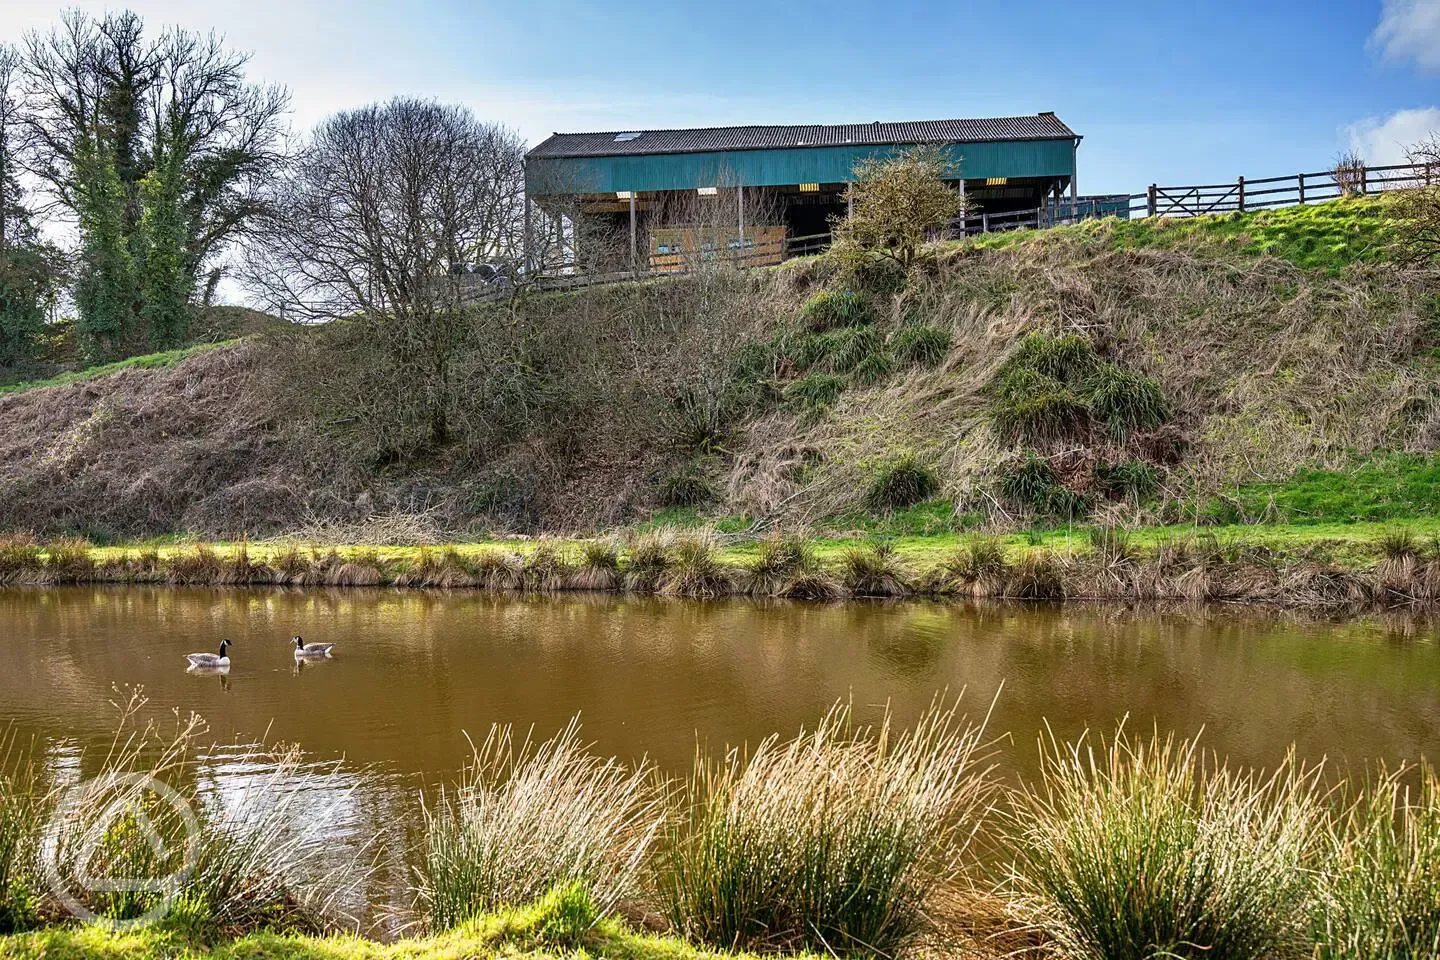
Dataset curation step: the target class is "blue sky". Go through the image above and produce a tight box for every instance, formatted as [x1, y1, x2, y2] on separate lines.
[6, 0, 1440, 194]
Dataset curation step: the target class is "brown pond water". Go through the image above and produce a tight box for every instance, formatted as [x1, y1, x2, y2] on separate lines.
[2, 586, 1440, 870]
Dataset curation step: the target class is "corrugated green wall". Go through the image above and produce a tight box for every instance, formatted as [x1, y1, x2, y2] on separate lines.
[527, 139, 1075, 195]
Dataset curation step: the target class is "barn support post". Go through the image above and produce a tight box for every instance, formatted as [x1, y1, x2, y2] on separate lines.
[629, 193, 638, 273]
[1069, 138, 1079, 208]
[738, 183, 746, 244]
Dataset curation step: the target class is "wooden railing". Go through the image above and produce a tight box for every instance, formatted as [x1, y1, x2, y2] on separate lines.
[1134, 161, 1428, 218]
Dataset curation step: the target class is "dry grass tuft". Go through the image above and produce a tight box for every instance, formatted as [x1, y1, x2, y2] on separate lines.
[839, 541, 912, 597]
[659, 533, 734, 598]
[660, 698, 994, 956]
[419, 719, 664, 931]
[570, 540, 622, 592]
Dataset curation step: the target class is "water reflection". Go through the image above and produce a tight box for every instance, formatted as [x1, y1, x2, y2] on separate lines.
[2, 585, 1439, 823]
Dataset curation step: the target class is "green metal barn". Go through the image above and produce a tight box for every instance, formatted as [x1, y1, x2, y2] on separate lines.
[524, 113, 1081, 269]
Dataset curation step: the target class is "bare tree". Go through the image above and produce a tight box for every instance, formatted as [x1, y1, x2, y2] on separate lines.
[1332, 150, 1367, 198]
[243, 98, 527, 449]
[832, 145, 966, 270]
[1394, 136, 1440, 265]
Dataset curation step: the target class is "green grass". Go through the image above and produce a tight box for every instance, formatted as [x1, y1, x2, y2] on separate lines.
[0, 342, 235, 395]
[0, 907, 797, 960]
[1208, 454, 1440, 525]
[962, 196, 1401, 272]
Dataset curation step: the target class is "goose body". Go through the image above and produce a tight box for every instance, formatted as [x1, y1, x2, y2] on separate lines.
[186, 639, 232, 668]
[293, 636, 336, 658]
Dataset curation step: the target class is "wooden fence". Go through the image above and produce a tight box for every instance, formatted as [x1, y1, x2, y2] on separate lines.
[1135, 161, 1428, 218]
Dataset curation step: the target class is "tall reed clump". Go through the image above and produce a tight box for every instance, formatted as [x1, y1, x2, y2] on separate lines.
[660, 700, 994, 956]
[1005, 728, 1322, 960]
[1314, 764, 1440, 960]
[839, 540, 912, 597]
[571, 540, 622, 592]
[0, 731, 40, 933]
[742, 533, 841, 600]
[659, 533, 734, 598]
[419, 719, 664, 932]
[38, 693, 370, 934]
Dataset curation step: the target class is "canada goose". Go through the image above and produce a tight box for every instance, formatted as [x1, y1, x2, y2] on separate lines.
[293, 636, 336, 658]
[186, 639, 232, 668]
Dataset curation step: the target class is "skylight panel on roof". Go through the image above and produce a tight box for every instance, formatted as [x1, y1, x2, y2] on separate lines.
[614, 132, 641, 141]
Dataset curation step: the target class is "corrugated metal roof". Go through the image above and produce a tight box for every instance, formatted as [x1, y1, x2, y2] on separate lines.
[527, 114, 1078, 159]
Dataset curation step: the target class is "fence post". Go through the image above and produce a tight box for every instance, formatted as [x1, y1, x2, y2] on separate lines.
[982, 211, 989, 233]
[1147, 184, 1157, 217]
[1360, 166, 1368, 195]
[1237, 176, 1246, 213]
[1297, 173, 1305, 205]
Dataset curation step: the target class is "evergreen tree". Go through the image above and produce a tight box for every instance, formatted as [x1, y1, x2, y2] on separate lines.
[72, 134, 138, 361]
[0, 172, 62, 372]
[137, 141, 191, 348]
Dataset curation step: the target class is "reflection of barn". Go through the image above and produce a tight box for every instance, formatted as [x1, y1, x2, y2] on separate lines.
[524, 113, 1082, 271]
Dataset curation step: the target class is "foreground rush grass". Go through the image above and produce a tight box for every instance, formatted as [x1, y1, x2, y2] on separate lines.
[10, 518, 1440, 607]
[3, 705, 1439, 959]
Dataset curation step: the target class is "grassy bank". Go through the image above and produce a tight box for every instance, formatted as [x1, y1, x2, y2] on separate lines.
[6, 517, 1440, 607]
[2, 197, 1437, 542]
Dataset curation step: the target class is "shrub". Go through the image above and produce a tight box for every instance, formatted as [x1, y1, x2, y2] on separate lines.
[866, 453, 941, 512]
[998, 452, 1091, 520]
[1006, 730, 1320, 960]
[839, 540, 911, 597]
[664, 384, 732, 454]
[660, 464, 716, 509]
[851, 350, 894, 385]
[623, 530, 672, 592]
[659, 533, 734, 598]
[742, 533, 841, 599]
[825, 325, 884, 374]
[572, 540, 621, 592]
[889, 323, 950, 367]
[659, 700, 992, 956]
[799, 289, 870, 331]
[1094, 459, 1161, 500]
[991, 368, 1093, 444]
[420, 719, 662, 930]
[1007, 331, 1101, 383]
[1089, 363, 1168, 440]
[783, 372, 846, 416]
[1314, 765, 1440, 960]
[930, 538, 1008, 595]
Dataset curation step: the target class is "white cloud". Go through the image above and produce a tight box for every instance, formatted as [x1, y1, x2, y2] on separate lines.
[1371, 0, 1440, 70]
[1348, 107, 1440, 164]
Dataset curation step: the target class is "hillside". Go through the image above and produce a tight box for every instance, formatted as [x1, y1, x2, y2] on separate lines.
[0, 197, 1436, 542]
